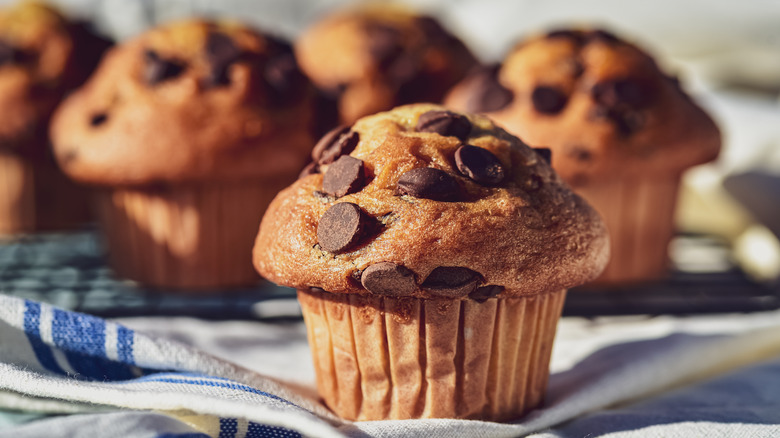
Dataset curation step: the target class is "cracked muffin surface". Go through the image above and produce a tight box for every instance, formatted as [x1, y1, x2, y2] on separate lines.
[444, 29, 721, 186]
[51, 19, 315, 186]
[254, 103, 609, 299]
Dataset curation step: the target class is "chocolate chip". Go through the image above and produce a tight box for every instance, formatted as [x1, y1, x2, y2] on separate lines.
[361, 262, 417, 297]
[416, 16, 450, 43]
[317, 202, 369, 253]
[590, 106, 645, 137]
[416, 111, 471, 141]
[312, 126, 360, 165]
[469, 285, 504, 302]
[465, 65, 514, 113]
[397, 168, 461, 202]
[264, 52, 306, 104]
[534, 147, 552, 165]
[0, 40, 25, 66]
[455, 145, 505, 186]
[299, 162, 318, 179]
[532, 86, 568, 114]
[365, 22, 404, 68]
[322, 156, 366, 197]
[422, 267, 481, 298]
[89, 113, 108, 127]
[568, 146, 593, 162]
[591, 78, 653, 109]
[143, 49, 185, 85]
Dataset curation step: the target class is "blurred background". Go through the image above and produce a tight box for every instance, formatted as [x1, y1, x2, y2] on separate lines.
[2, 0, 780, 314]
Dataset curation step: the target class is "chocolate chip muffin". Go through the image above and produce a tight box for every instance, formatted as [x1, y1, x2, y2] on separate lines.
[0, 1, 109, 234]
[295, 5, 477, 128]
[445, 28, 721, 286]
[253, 104, 609, 421]
[51, 19, 316, 290]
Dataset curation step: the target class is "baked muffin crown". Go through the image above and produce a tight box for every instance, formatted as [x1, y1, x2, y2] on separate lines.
[445, 28, 721, 185]
[51, 19, 315, 186]
[254, 104, 609, 299]
[0, 1, 109, 152]
[296, 5, 477, 124]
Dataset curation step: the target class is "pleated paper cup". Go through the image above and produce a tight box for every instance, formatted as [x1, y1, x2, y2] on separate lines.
[96, 180, 283, 290]
[297, 287, 566, 421]
[576, 173, 681, 286]
[0, 151, 90, 236]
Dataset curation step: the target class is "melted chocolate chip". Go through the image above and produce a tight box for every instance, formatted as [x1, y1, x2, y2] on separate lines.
[317, 202, 369, 253]
[455, 145, 505, 186]
[0, 40, 25, 66]
[416, 16, 451, 43]
[365, 22, 404, 68]
[90, 113, 108, 127]
[469, 285, 504, 302]
[591, 78, 653, 109]
[143, 49, 185, 85]
[299, 162, 319, 179]
[534, 147, 552, 165]
[361, 262, 417, 297]
[590, 106, 645, 137]
[422, 267, 481, 298]
[312, 126, 360, 165]
[397, 168, 460, 202]
[465, 65, 514, 113]
[416, 111, 471, 141]
[322, 156, 366, 197]
[264, 52, 306, 104]
[568, 146, 593, 162]
[203, 32, 242, 86]
[532, 86, 568, 114]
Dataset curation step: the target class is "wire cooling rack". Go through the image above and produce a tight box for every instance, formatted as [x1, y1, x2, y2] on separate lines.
[1, 229, 778, 319]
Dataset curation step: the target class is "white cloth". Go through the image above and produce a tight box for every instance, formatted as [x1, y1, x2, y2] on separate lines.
[3, 294, 780, 437]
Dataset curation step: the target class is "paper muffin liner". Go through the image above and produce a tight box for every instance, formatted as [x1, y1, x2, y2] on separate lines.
[297, 288, 566, 421]
[0, 152, 90, 236]
[96, 181, 280, 290]
[576, 173, 681, 286]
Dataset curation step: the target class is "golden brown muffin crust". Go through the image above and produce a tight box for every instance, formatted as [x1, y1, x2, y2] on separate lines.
[296, 5, 477, 125]
[444, 29, 721, 185]
[51, 19, 315, 186]
[254, 104, 609, 299]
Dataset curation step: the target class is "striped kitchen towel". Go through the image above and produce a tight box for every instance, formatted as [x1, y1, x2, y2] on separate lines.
[5, 293, 780, 438]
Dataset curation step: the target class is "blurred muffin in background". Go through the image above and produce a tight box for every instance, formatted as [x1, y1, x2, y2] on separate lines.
[0, 1, 110, 235]
[296, 4, 477, 130]
[446, 28, 721, 286]
[51, 19, 317, 290]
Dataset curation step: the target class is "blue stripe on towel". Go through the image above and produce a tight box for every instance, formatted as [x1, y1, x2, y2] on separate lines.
[138, 375, 300, 408]
[156, 434, 209, 438]
[49, 308, 136, 380]
[117, 325, 135, 365]
[22, 301, 66, 375]
[218, 418, 238, 438]
[246, 422, 302, 438]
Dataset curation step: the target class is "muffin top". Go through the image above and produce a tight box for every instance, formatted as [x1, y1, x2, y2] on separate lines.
[253, 104, 609, 299]
[296, 5, 477, 125]
[51, 19, 316, 187]
[0, 1, 109, 153]
[444, 29, 721, 186]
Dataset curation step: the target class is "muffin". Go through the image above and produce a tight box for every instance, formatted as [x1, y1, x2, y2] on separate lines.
[0, 1, 109, 235]
[445, 28, 721, 286]
[296, 5, 477, 128]
[253, 104, 609, 420]
[51, 20, 316, 290]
